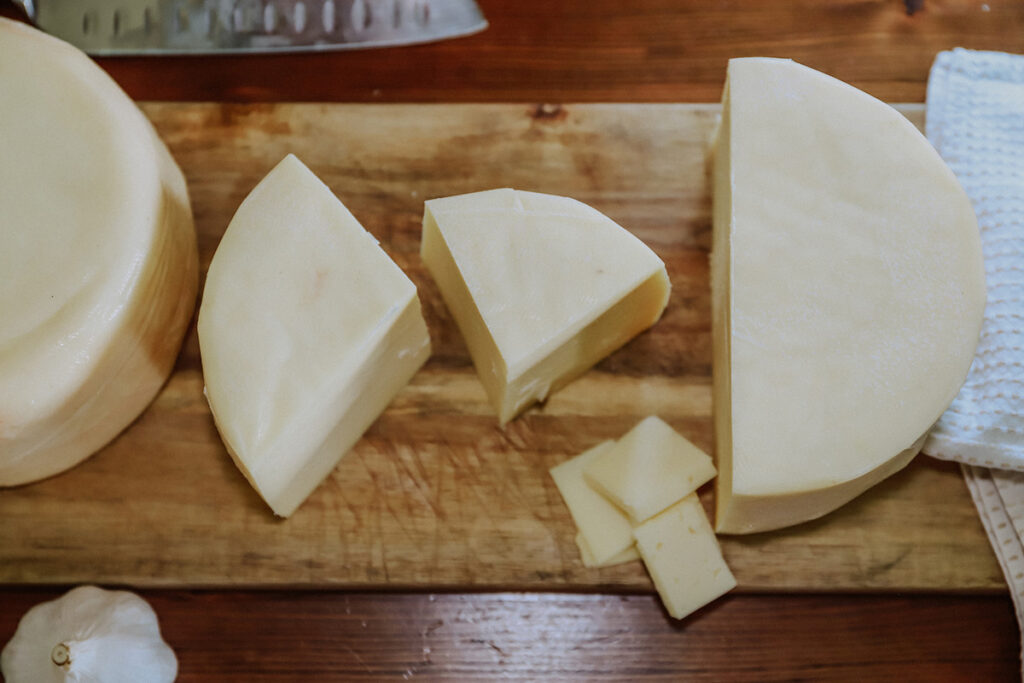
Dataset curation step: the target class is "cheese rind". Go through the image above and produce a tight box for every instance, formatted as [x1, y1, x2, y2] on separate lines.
[549, 441, 635, 565]
[712, 58, 986, 533]
[422, 189, 670, 424]
[584, 416, 717, 523]
[0, 19, 198, 485]
[633, 495, 736, 620]
[198, 155, 430, 517]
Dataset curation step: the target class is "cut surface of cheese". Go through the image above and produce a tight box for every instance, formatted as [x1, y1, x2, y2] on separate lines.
[422, 189, 670, 424]
[198, 155, 431, 517]
[549, 441, 635, 565]
[584, 416, 717, 523]
[711, 58, 986, 533]
[633, 494, 736, 620]
[574, 533, 640, 569]
[0, 19, 198, 486]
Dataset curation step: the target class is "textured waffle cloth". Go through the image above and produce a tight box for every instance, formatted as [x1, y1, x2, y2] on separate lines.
[923, 48, 1024, 673]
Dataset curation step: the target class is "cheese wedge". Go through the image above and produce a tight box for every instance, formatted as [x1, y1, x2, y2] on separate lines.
[198, 155, 431, 517]
[711, 58, 986, 533]
[633, 494, 736, 620]
[0, 20, 198, 486]
[422, 189, 670, 424]
[584, 416, 716, 523]
[549, 441, 635, 565]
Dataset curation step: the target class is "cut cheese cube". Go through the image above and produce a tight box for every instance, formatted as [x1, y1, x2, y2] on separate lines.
[422, 189, 670, 424]
[711, 58, 986, 533]
[584, 416, 716, 523]
[197, 155, 431, 517]
[0, 20, 198, 485]
[549, 441, 634, 565]
[575, 533, 639, 568]
[633, 494, 736, 620]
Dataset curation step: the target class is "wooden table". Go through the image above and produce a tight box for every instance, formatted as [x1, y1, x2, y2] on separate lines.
[2, 1, 1024, 680]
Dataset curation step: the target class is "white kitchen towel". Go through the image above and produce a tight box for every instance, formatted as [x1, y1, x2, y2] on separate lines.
[924, 48, 1024, 677]
[923, 48, 1024, 470]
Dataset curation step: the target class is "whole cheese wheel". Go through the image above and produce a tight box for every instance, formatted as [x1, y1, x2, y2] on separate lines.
[0, 19, 198, 486]
[711, 58, 986, 533]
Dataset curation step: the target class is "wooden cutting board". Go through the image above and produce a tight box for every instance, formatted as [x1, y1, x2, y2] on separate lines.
[0, 103, 1004, 592]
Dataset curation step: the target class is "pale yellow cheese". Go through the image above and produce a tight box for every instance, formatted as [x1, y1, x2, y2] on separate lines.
[0, 19, 198, 486]
[422, 189, 670, 424]
[198, 155, 431, 517]
[584, 416, 717, 523]
[711, 58, 986, 533]
[574, 533, 640, 569]
[549, 441, 635, 565]
[633, 494, 736, 620]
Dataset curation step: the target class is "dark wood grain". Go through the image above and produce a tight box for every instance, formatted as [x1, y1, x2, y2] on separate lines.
[0, 589, 1017, 681]
[3, 0, 1024, 103]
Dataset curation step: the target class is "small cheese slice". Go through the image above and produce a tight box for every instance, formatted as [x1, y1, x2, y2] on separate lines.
[0, 19, 198, 486]
[633, 494, 736, 620]
[711, 58, 987, 533]
[584, 416, 717, 523]
[574, 533, 640, 569]
[549, 441, 635, 565]
[422, 189, 670, 424]
[198, 155, 431, 517]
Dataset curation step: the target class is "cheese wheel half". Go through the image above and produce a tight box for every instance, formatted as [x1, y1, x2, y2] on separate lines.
[0, 19, 198, 486]
[711, 58, 986, 533]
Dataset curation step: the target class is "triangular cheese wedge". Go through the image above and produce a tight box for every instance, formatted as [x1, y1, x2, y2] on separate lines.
[711, 58, 986, 533]
[422, 189, 670, 424]
[198, 155, 431, 517]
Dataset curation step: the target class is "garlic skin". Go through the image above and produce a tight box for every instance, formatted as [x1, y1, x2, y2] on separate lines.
[1, 585, 177, 683]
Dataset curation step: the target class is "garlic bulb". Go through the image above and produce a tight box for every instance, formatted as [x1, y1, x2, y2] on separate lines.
[1, 585, 177, 683]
